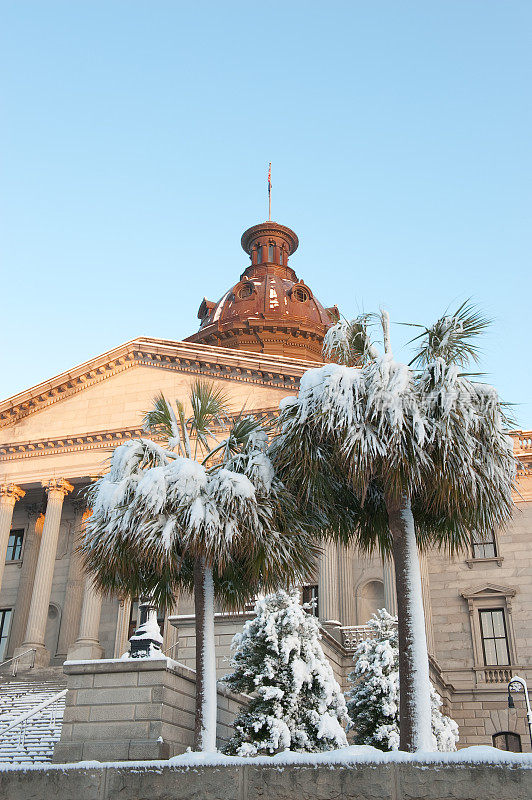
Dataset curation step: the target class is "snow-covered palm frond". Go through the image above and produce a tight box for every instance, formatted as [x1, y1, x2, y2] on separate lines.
[323, 314, 379, 366]
[408, 301, 490, 368]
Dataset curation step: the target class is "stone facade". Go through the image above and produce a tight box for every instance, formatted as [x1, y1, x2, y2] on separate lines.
[1, 219, 531, 754]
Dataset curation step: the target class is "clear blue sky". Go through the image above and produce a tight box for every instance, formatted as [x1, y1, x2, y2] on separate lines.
[2, 2, 531, 425]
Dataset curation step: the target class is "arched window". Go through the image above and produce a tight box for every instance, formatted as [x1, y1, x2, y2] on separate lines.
[268, 244, 274, 262]
[492, 732, 522, 752]
[279, 248, 284, 265]
[256, 245, 262, 263]
[238, 283, 253, 300]
[293, 287, 309, 303]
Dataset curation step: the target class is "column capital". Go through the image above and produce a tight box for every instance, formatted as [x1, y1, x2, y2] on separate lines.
[42, 478, 74, 498]
[0, 483, 26, 506]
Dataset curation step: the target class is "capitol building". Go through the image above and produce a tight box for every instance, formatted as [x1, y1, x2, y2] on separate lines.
[0, 218, 531, 759]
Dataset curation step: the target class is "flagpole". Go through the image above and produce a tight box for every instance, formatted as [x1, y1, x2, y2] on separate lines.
[268, 162, 271, 220]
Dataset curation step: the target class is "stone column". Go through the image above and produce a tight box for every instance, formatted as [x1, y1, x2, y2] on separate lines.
[56, 503, 87, 660]
[16, 478, 73, 666]
[318, 540, 340, 627]
[383, 556, 397, 616]
[419, 551, 435, 654]
[67, 577, 104, 660]
[7, 506, 44, 657]
[337, 543, 356, 626]
[0, 483, 25, 592]
[114, 598, 132, 658]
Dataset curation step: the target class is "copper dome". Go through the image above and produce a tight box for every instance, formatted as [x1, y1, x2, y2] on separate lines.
[186, 221, 338, 362]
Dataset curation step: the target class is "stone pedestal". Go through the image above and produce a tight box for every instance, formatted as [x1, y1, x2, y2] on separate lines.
[53, 657, 249, 763]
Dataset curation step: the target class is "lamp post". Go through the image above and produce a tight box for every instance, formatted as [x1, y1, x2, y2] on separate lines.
[507, 675, 532, 750]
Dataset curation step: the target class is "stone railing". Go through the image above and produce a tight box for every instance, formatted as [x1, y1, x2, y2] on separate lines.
[481, 666, 514, 684]
[512, 430, 532, 453]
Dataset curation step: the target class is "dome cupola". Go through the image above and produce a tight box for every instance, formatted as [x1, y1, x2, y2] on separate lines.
[186, 220, 338, 362]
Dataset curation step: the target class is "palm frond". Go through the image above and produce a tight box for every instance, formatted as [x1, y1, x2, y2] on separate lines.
[142, 393, 178, 442]
[189, 379, 229, 448]
[323, 314, 379, 366]
[409, 300, 490, 368]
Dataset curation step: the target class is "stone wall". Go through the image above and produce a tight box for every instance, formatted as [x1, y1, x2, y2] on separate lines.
[2, 761, 532, 800]
[53, 657, 249, 763]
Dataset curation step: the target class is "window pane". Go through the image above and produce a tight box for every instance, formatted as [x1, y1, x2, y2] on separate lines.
[483, 639, 497, 665]
[268, 245, 274, 261]
[495, 638, 510, 665]
[492, 611, 505, 638]
[480, 611, 494, 638]
[471, 530, 496, 558]
[6, 530, 23, 561]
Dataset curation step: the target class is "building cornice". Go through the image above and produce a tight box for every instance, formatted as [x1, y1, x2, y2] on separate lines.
[0, 337, 312, 430]
[0, 408, 280, 464]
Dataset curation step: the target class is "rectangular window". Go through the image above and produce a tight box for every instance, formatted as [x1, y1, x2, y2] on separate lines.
[256, 246, 262, 263]
[471, 530, 497, 559]
[6, 529, 24, 561]
[268, 244, 274, 262]
[479, 609, 510, 666]
[302, 585, 319, 617]
[0, 609, 12, 661]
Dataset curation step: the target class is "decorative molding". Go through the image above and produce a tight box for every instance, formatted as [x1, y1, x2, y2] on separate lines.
[0, 427, 145, 462]
[0, 408, 280, 464]
[461, 583, 517, 599]
[0, 483, 26, 505]
[0, 338, 310, 430]
[44, 478, 74, 498]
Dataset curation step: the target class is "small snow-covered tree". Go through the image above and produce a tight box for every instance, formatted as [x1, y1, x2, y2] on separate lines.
[223, 590, 349, 756]
[347, 610, 458, 752]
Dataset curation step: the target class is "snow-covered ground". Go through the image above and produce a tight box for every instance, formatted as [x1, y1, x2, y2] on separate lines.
[0, 744, 531, 772]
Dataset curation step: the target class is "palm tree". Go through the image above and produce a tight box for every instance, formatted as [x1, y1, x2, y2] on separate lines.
[81, 379, 318, 751]
[271, 304, 516, 752]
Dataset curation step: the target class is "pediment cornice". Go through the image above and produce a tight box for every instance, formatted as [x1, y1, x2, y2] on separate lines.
[0, 337, 310, 429]
[461, 583, 517, 599]
[0, 407, 279, 464]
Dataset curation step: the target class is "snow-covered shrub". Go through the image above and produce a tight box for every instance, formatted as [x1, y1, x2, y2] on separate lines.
[223, 590, 350, 755]
[347, 609, 458, 751]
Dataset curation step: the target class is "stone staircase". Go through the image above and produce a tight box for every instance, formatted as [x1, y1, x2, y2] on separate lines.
[0, 672, 67, 763]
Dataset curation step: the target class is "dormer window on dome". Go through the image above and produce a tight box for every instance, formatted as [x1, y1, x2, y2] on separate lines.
[293, 286, 309, 303]
[238, 282, 254, 300]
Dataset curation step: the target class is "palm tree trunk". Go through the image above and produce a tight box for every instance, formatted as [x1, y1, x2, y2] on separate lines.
[386, 496, 433, 752]
[193, 557, 217, 751]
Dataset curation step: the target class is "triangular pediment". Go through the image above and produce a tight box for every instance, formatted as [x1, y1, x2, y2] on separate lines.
[461, 583, 517, 599]
[0, 336, 313, 433]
